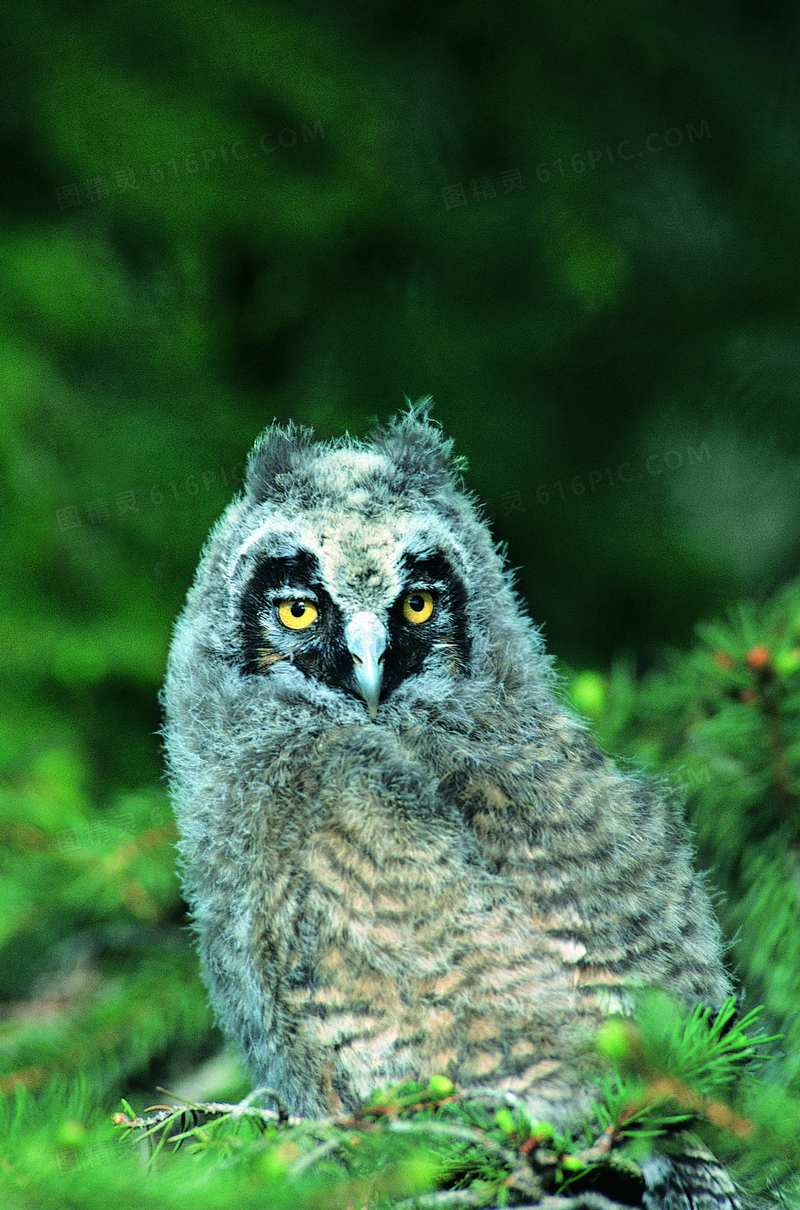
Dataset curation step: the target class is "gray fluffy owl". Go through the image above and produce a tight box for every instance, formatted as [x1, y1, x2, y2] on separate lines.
[163, 405, 739, 1207]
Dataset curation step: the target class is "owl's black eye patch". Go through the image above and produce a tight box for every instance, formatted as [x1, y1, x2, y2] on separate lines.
[382, 550, 471, 692]
[238, 550, 329, 674]
[397, 552, 469, 630]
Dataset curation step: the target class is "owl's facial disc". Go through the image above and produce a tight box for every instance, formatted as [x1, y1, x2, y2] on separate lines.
[344, 612, 387, 719]
[236, 544, 470, 716]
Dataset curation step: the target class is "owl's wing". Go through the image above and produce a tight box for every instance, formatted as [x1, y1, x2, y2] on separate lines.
[443, 707, 732, 1013]
[432, 713, 743, 1210]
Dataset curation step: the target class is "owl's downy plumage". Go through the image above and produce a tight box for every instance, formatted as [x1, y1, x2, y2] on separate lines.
[163, 404, 739, 1207]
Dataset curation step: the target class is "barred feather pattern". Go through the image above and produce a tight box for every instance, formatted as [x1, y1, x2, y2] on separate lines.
[176, 713, 731, 1125]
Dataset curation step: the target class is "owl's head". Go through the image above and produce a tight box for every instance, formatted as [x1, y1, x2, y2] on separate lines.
[168, 403, 549, 737]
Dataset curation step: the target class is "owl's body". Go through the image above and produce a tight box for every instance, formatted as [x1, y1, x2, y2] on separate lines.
[164, 409, 736, 1199]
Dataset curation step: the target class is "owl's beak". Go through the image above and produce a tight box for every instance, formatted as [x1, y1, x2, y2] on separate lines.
[345, 612, 387, 720]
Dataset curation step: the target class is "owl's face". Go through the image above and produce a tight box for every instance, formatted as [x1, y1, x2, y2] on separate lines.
[234, 510, 471, 719]
[172, 410, 540, 734]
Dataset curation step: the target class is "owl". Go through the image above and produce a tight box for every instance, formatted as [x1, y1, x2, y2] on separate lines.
[163, 404, 739, 1207]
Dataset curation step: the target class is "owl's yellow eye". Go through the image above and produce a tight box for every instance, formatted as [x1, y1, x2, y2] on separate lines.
[277, 598, 319, 630]
[402, 590, 435, 624]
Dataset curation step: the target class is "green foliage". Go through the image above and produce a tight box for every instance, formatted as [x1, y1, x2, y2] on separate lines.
[567, 578, 800, 1098]
[593, 996, 776, 1152]
[0, 737, 216, 1107]
[46, 995, 792, 1210]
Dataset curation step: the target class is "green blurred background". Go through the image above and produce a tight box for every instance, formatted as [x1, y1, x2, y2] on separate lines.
[1, 0, 799, 1105]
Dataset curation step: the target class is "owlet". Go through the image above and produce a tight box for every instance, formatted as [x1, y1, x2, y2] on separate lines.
[163, 405, 740, 1209]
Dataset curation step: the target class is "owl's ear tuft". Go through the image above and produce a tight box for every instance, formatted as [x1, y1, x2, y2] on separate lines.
[372, 398, 468, 491]
[245, 422, 316, 504]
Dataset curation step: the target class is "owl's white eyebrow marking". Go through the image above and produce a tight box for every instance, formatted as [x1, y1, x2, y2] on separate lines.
[233, 521, 320, 567]
[235, 521, 283, 562]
